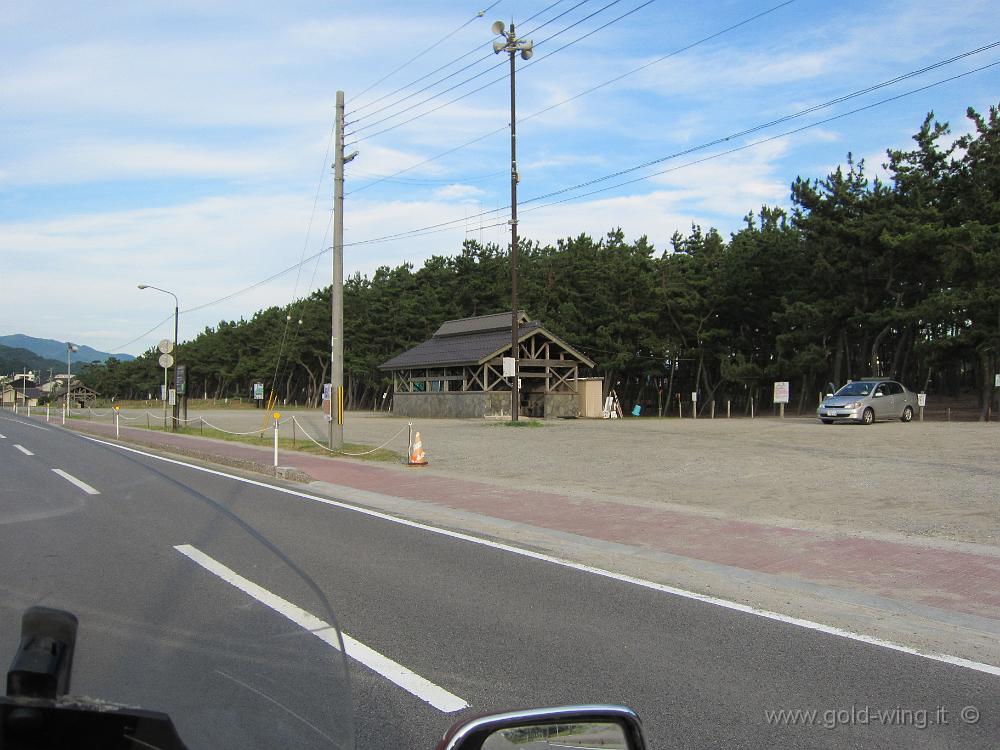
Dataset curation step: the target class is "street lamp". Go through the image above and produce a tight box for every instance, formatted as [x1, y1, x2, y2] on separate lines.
[64, 342, 79, 423]
[492, 20, 532, 421]
[138, 284, 180, 430]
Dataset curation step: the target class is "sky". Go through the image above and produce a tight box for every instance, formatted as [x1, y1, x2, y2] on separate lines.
[1, 0, 997, 356]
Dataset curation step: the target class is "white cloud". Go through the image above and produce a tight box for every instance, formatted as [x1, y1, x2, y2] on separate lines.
[432, 184, 485, 200]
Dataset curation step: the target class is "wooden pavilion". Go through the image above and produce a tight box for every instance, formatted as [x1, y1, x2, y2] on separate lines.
[379, 312, 596, 418]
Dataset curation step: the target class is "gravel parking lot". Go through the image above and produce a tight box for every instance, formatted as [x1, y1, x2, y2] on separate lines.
[111, 407, 1000, 547]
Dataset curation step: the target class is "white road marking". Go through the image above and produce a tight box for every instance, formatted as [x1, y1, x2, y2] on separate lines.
[0, 416, 49, 430]
[174, 544, 469, 713]
[13, 444, 34, 456]
[51, 469, 101, 495]
[84, 435, 1000, 678]
[0, 433, 6, 438]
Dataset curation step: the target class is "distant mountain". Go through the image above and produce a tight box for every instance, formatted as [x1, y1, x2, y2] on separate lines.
[0, 334, 135, 364]
[0, 345, 66, 377]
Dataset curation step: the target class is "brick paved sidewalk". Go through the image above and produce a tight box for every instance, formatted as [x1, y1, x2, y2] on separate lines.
[60, 417, 1000, 623]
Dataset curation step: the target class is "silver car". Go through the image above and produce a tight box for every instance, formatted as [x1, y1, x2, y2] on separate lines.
[817, 379, 917, 425]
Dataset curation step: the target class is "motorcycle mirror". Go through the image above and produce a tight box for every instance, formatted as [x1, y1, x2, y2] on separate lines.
[436, 705, 647, 750]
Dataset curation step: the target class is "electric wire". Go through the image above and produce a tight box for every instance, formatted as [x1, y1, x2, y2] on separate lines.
[347, 0, 655, 145]
[347, 0, 602, 132]
[362, 40, 1000, 231]
[116, 48, 996, 343]
[351, 0, 504, 105]
[346, 0, 794, 196]
[348, 1, 587, 122]
[516, 59, 1000, 215]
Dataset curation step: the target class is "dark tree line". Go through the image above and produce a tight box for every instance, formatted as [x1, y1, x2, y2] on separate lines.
[80, 106, 1000, 419]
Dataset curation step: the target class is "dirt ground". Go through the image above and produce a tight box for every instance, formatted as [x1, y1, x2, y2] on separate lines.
[109, 407, 1000, 548]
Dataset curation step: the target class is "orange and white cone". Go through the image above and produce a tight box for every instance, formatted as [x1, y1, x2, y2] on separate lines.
[408, 431, 428, 466]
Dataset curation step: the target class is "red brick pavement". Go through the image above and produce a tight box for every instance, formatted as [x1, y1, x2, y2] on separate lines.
[61, 418, 1000, 621]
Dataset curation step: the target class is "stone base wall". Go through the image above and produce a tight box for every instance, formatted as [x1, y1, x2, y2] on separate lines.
[392, 391, 578, 419]
[392, 392, 487, 418]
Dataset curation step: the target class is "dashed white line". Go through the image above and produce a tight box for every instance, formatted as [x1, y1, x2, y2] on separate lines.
[51, 469, 101, 495]
[174, 543, 469, 713]
[0, 432, 7, 438]
[13, 444, 34, 456]
[83, 435, 1000, 678]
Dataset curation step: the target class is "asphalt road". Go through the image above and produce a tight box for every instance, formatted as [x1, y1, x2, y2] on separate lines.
[1, 413, 997, 749]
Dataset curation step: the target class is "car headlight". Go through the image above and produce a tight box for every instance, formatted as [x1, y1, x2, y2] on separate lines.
[845, 401, 862, 409]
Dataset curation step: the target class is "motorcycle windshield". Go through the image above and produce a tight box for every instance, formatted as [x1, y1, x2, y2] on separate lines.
[1, 443, 354, 750]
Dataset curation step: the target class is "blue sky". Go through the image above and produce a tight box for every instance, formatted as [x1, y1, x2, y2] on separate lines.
[1, 0, 997, 355]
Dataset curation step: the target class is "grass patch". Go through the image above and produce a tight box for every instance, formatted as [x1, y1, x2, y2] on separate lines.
[483, 419, 544, 427]
[129, 424, 403, 463]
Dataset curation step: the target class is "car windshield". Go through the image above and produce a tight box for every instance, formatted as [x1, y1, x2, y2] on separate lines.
[835, 382, 875, 397]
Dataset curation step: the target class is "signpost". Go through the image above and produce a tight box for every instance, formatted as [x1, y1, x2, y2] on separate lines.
[774, 381, 790, 418]
[322, 383, 333, 422]
[691, 391, 698, 419]
[918, 392, 927, 422]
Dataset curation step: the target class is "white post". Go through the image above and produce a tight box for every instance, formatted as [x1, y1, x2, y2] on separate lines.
[46, 405, 50, 422]
[273, 413, 280, 468]
[115, 410, 120, 438]
[727, 400, 731, 418]
[750, 397, 754, 419]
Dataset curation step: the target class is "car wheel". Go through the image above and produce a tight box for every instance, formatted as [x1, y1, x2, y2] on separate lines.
[901, 405, 913, 422]
[821, 419, 833, 424]
[862, 407, 875, 425]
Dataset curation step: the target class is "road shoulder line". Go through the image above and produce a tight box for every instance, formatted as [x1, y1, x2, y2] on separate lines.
[79, 433, 1000, 678]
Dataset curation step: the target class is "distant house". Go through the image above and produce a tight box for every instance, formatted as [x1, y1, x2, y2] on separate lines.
[1, 383, 45, 407]
[380, 312, 596, 418]
[39, 377, 99, 408]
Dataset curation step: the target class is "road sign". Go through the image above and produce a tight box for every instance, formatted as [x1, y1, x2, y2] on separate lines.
[322, 383, 333, 422]
[995, 373, 1000, 388]
[158, 339, 174, 354]
[502, 356, 515, 377]
[168, 388, 176, 406]
[253, 383, 264, 400]
[917, 392, 927, 407]
[773, 381, 790, 404]
[158, 353, 174, 369]
[691, 391, 698, 402]
[160, 384, 167, 401]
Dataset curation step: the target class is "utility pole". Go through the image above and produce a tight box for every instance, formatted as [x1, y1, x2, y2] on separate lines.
[492, 21, 533, 421]
[329, 90, 346, 449]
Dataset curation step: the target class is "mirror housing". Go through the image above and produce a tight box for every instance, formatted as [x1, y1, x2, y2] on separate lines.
[436, 705, 647, 750]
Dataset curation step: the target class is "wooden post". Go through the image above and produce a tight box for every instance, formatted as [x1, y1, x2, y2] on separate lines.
[919, 405, 924, 422]
[677, 394, 682, 419]
[710, 400, 715, 419]
[727, 400, 731, 418]
[779, 403, 785, 419]
[750, 397, 754, 419]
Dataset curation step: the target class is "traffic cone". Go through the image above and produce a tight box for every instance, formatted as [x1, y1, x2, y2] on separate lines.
[408, 431, 428, 466]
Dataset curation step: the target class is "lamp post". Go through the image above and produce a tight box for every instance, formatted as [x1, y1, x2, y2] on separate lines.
[64, 342, 79, 423]
[492, 20, 532, 421]
[138, 284, 180, 431]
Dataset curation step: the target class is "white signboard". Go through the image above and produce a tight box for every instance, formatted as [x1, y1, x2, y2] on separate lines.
[168, 388, 176, 406]
[995, 373, 1000, 388]
[253, 382, 265, 400]
[502, 356, 515, 378]
[773, 381, 790, 404]
[158, 339, 174, 354]
[322, 383, 333, 422]
[158, 353, 174, 369]
[160, 384, 167, 401]
[691, 391, 698, 402]
[917, 392, 927, 407]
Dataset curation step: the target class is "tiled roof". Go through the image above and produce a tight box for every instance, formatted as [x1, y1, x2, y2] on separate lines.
[381, 321, 541, 369]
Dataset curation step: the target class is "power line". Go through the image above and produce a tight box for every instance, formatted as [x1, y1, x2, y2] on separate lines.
[348, 1, 586, 122]
[354, 42, 1000, 240]
[345, 0, 795, 196]
[517, 59, 1000, 215]
[347, 0, 655, 145]
[351, 0, 504, 105]
[347, 0, 602, 133]
[110, 314, 175, 353]
[114, 51, 997, 343]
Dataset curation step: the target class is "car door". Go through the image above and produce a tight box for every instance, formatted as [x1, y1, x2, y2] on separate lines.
[872, 382, 892, 418]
